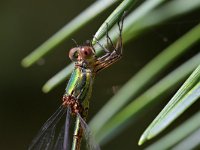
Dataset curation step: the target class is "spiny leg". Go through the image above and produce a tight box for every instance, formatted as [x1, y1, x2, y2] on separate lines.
[93, 18, 124, 56]
[93, 36, 110, 53]
[71, 38, 79, 47]
[102, 15, 124, 59]
[115, 16, 124, 55]
[94, 17, 124, 73]
[98, 22, 120, 54]
[105, 23, 116, 52]
[103, 15, 125, 57]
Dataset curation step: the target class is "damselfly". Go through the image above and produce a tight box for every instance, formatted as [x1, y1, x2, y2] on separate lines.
[28, 20, 124, 150]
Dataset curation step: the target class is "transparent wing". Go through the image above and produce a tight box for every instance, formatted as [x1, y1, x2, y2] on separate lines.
[35, 124, 56, 150]
[53, 107, 71, 150]
[63, 107, 71, 150]
[53, 125, 64, 150]
[28, 105, 66, 150]
[77, 113, 101, 150]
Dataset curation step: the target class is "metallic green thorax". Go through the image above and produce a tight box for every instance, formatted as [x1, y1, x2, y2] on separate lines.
[65, 66, 94, 109]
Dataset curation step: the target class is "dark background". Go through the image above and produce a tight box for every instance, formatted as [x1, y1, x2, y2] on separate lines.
[0, 0, 199, 150]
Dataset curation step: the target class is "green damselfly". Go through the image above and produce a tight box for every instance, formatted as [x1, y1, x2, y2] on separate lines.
[28, 20, 123, 150]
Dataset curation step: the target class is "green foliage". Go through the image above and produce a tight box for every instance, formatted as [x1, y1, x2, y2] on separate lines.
[22, 0, 200, 149]
[139, 64, 200, 145]
[145, 110, 200, 150]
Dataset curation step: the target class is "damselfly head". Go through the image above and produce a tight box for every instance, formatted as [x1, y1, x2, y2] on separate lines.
[79, 46, 95, 59]
[69, 46, 95, 62]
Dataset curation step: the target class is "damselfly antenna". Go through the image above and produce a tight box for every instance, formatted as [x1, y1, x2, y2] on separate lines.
[71, 38, 79, 47]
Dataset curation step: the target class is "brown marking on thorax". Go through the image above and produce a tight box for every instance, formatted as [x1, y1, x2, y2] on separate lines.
[62, 95, 83, 115]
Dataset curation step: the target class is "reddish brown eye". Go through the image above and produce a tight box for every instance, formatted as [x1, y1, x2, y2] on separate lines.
[69, 48, 79, 61]
[80, 46, 94, 59]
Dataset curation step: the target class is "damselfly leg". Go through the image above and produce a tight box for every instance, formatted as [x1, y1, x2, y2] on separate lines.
[94, 19, 124, 73]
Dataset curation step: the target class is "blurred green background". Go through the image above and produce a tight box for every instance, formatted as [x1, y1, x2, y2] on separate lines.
[0, 0, 199, 150]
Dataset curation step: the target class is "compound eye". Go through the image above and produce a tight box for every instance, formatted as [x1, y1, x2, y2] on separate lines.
[69, 48, 79, 61]
[80, 46, 94, 59]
